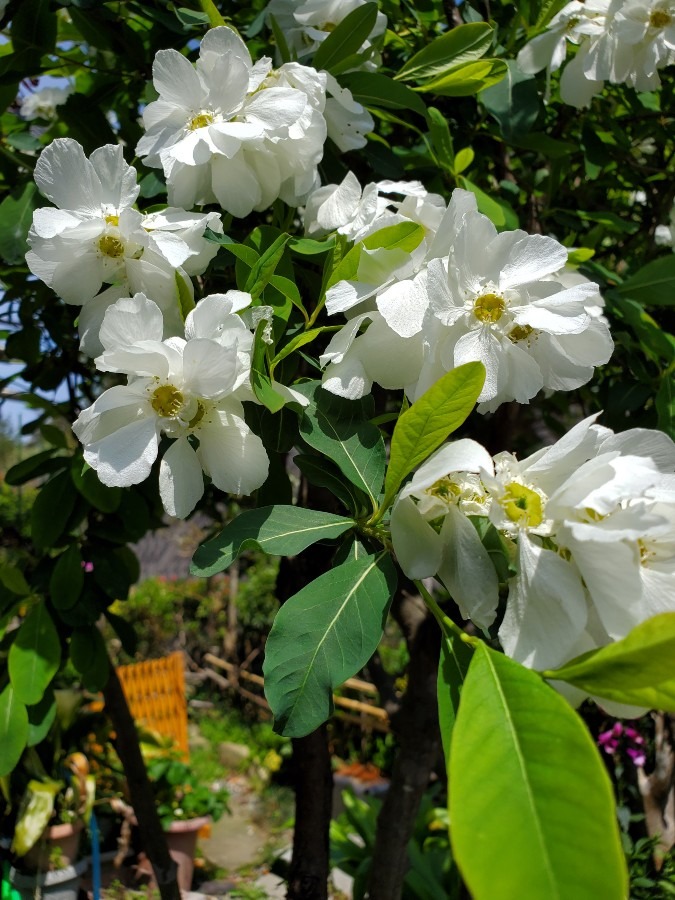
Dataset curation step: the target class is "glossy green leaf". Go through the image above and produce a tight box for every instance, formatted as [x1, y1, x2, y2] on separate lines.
[270, 327, 338, 375]
[294, 453, 370, 515]
[459, 176, 519, 229]
[381, 362, 485, 511]
[26, 691, 57, 748]
[9, 604, 61, 705]
[4, 449, 58, 486]
[300, 385, 386, 511]
[245, 233, 291, 301]
[71, 627, 109, 691]
[616, 255, 675, 306]
[418, 59, 508, 97]
[263, 552, 397, 737]
[11, 0, 57, 56]
[191, 505, 354, 576]
[0, 564, 30, 596]
[450, 645, 627, 900]
[397, 23, 493, 83]
[71, 459, 122, 513]
[427, 107, 455, 172]
[50, 545, 84, 611]
[30, 470, 77, 550]
[340, 71, 428, 117]
[250, 321, 288, 413]
[174, 7, 210, 26]
[437, 632, 474, 773]
[480, 60, 541, 139]
[0, 182, 39, 265]
[543, 613, 675, 710]
[656, 375, 675, 439]
[0, 686, 28, 777]
[312, 3, 378, 72]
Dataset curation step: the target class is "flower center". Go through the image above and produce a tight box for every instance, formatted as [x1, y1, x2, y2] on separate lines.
[98, 235, 125, 258]
[638, 539, 655, 566]
[188, 111, 214, 131]
[501, 482, 544, 528]
[427, 476, 462, 502]
[649, 9, 671, 28]
[473, 292, 505, 324]
[105, 214, 119, 226]
[188, 401, 207, 430]
[151, 385, 184, 418]
[508, 324, 535, 343]
[566, 15, 580, 30]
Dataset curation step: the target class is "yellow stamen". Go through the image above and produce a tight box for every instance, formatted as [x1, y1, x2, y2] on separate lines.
[427, 477, 461, 501]
[105, 214, 119, 226]
[508, 324, 534, 343]
[98, 235, 124, 258]
[473, 292, 505, 324]
[151, 385, 184, 418]
[649, 9, 671, 28]
[188, 111, 214, 131]
[501, 482, 544, 528]
[188, 401, 207, 430]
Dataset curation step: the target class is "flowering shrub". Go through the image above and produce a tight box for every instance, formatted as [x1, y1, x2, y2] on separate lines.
[1, 1, 674, 898]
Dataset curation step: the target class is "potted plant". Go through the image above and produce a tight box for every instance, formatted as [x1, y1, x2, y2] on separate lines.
[135, 743, 229, 892]
[1, 691, 96, 899]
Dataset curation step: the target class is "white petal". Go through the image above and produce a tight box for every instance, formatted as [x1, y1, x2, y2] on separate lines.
[376, 272, 429, 338]
[196, 409, 269, 495]
[99, 293, 164, 350]
[210, 153, 262, 218]
[153, 48, 205, 109]
[437, 506, 499, 630]
[89, 143, 140, 210]
[76, 402, 159, 487]
[390, 496, 443, 579]
[497, 233, 568, 290]
[34, 139, 103, 215]
[498, 534, 588, 669]
[401, 439, 494, 500]
[159, 436, 204, 518]
[31, 208, 85, 239]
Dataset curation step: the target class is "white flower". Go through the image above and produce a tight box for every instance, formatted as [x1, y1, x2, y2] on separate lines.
[655, 200, 675, 248]
[324, 73, 373, 151]
[20, 85, 73, 121]
[264, 0, 387, 69]
[136, 27, 328, 216]
[72, 292, 268, 518]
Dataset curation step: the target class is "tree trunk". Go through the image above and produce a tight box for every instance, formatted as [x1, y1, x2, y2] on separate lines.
[103, 663, 181, 900]
[367, 591, 442, 900]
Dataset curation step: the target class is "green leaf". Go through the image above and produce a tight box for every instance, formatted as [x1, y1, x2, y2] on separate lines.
[418, 59, 507, 97]
[30, 470, 77, 550]
[438, 632, 473, 773]
[263, 552, 397, 737]
[176, 269, 195, 319]
[250, 321, 288, 413]
[427, 107, 455, 172]
[480, 60, 541, 139]
[542, 613, 675, 710]
[0, 685, 28, 777]
[657, 375, 675, 439]
[0, 565, 30, 596]
[26, 691, 56, 748]
[174, 7, 211, 26]
[289, 236, 335, 255]
[362, 220, 425, 253]
[11, 0, 57, 55]
[300, 384, 386, 511]
[396, 23, 493, 83]
[459, 176, 519, 229]
[450, 645, 628, 900]
[381, 362, 485, 512]
[312, 3, 379, 73]
[268, 13, 292, 63]
[12, 780, 60, 857]
[0, 183, 39, 265]
[9, 604, 61, 706]
[270, 327, 337, 375]
[70, 627, 109, 691]
[191, 505, 355, 577]
[617, 255, 675, 306]
[49, 545, 84, 611]
[613, 296, 675, 364]
[294, 453, 370, 515]
[245, 233, 291, 301]
[71, 459, 122, 513]
[339, 72, 428, 118]
[4, 450, 58, 486]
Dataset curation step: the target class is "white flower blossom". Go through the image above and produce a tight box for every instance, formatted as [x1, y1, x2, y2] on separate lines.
[20, 85, 73, 121]
[655, 200, 675, 248]
[136, 27, 329, 216]
[72, 292, 268, 518]
[25, 139, 223, 355]
[264, 0, 387, 70]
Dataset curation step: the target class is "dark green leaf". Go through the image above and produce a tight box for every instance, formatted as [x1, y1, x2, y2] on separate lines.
[340, 72, 428, 117]
[26, 691, 56, 748]
[49, 545, 84, 611]
[397, 23, 493, 82]
[480, 60, 541, 139]
[174, 7, 211, 26]
[0, 565, 30, 596]
[11, 0, 57, 55]
[450, 645, 627, 900]
[263, 552, 397, 737]
[300, 384, 386, 511]
[617, 255, 675, 306]
[30, 470, 77, 550]
[294, 453, 369, 515]
[245, 233, 291, 301]
[191, 505, 355, 577]
[9, 604, 61, 705]
[103, 610, 138, 657]
[5, 450, 59, 486]
[312, 3, 378, 73]
[71, 458, 122, 513]
[70, 627, 109, 691]
[250, 321, 288, 413]
[0, 686, 28, 776]
[418, 59, 508, 97]
[657, 375, 675, 439]
[0, 183, 39, 265]
[438, 632, 473, 773]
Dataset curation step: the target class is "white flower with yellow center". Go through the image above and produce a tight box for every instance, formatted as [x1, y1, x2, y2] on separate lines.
[72, 292, 268, 518]
[136, 27, 328, 217]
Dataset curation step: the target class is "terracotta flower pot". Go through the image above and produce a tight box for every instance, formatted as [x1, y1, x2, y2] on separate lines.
[21, 821, 84, 873]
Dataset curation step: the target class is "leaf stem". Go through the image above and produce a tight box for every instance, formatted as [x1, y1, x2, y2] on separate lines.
[197, 0, 226, 27]
[414, 579, 478, 647]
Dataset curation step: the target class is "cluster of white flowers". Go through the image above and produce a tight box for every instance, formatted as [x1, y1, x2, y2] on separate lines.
[518, 0, 675, 107]
[656, 200, 675, 249]
[72, 291, 268, 518]
[319, 184, 613, 412]
[391, 415, 675, 697]
[26, 139, 222, 357]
